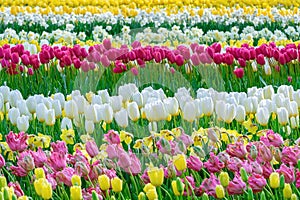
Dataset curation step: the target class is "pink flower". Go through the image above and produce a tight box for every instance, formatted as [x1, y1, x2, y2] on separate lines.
[258, 143, 273, 162]
[226, 142, 247, 159]
[100, 55, 110, 67]
[130, 67, 139, 76]
[282, 146, 300, 166]
[75, 161, 90, 177]
[30, 147, 47, 167]
[296, 170, 300, 188]
[262, 162, 273, 179]
[260, 130, 283, 147]
[204, 152, 225, 173]
[10, 166, 28, 177]
[8, 182, 24, 197]
[51, 141, 68, 154]
[251, 161, 263, 174]
[104, 130, 120, 144]
[17, 151, 35, 171]
[86, 140, 99, 158]
[28, 68, 34, 75]
[56, 167, 75, 186]
[288, 76, 292, 82]
[191, 53, 200, 65]
[141, 170, 150, 184]
[178, 131, 193, 147]
[233, 68, 244, 78]
[11, 52, 19, 64]
[47, 174, 57, 190]
[0, 154, 5, 168]
[117, 152, 131, 169]
[6, 131, 28, 152]
[248, 173, 267, 193]
[106, 144, 124, 159]
[175, 54, 184, 66]
[103, 39, 112, 50]
[199, 174, 220, 198]
[227, 174, 247, 195]
[256, 54, 265, 65]
[88, 161, 103, 181]
[187, 156, 203, 171]
[276, 164, 295, 183]
[156, 139, 171, 155]
[49, 152, 67, 171]
[227, 157, 243, 173]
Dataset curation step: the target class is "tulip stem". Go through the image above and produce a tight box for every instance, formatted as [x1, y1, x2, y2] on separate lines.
[160, 186, 173, 200]
[157, 186, 163, 199]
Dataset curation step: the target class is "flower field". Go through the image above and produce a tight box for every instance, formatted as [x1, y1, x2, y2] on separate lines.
[0, 1, 300, 200]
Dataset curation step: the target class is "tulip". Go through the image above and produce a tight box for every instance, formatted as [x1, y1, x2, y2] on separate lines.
[52, 100, 62, 118]
[111, 177, 123, 192]
[234, 68, 244, 78]
[277, 107, 289, 126]
[219, 172, 230, 187]
[215, 185, 225, 199]
[8, 107, 20, 126]
[114, 109, 128, 128]
[283, 183, 292, 199]
[71, 175, 81, 186]
[86, 140, 99, 158]
[70, 186, 82, 200]
[171, 178, 184, 196]
[147, 167, 164, 187]
[41, 181, 52, 200]
[61, 117, 73, 130]
[98, 174, 110, 191]
[16, 115, 29, 132]
[248, 173, 267, 193]
[85, 120, 95, 134]
[187, 155, 203, 171]
[173, 154, 187, 171]
[65, 100, 79, 119]
[227, 174, 246, 195]
[6, 131, 28, 152]
[145, 188, 158, 200]
[45, 109, 55, 126]
[34, 168, 45, 179]
[235, 105, 246, 122]
[163, 97, 179, 116]
[269, 172, 280, 189]
[182, 101, 197, 122]
[144, 100, 168, 122]
[127, 102, 140, 121]
[256, 107, 270, 126]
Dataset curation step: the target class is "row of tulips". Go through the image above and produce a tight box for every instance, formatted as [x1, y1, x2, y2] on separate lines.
[0, 127, 299, 200]
[0, 40, 300, 96]
[0, 83, 300, 143]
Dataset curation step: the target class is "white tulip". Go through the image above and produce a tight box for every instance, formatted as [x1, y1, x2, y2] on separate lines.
[0, 93, 3, 111]
[216, 100, 226, 121]
[182, 101, 197, 122]
[17, 100, 31, 116]
[84, 105, 98, 122]
[101, 104, 114, 123]
[34, 94, 44, 105]
[290, 116, 299, 129]
[98, 89, 110, 104]
[163, 97, 179, 116]
[0, 86, 10, 102]
[251, 61, 258, 72]
[114, 108, 128, 128]
[243, 98, 254, 114]
[235, 105, 246, 122]
[43, 98, 53, 109]
[109, 96, 123, 112]
[247, 87, 258, 97]
[118, 83, 138, 102]
[52, 100, 62, 118]
[65, 100, 79, 119]
[91, 95, 102, 105]
[193, 99, 203, 118]
[8, 107, 20, 125]
[17, 115, 29, 132]
[45, 109, 55, 126]
[131, 92, 144, 108]
[53, 93, 65, 109]
[201, 97, 214, 116]
[256, 107, 270, 126]
[85, 120, 95, 134]
[73, 95, 87, 114]
[264, 62, 271, 75]
[71, 90, 81, 99]
[8, 90, 23, 107]
[263, 85, 274, 99]
[26, 96, 37, 114]
[144, 100, 168, 121]
[61, 117, 73, 130]
[36, 103, 47, 122]
[127, 102, 140, 121]
[223, 104, 236, 123]
[277, 107, 289, 126]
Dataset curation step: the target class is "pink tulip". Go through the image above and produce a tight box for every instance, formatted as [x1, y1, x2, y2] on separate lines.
[88, 161, 103, 181]
[248, 173, 267, 193]
[288, 76, 292, 82]
[49, 152, 67, 171]
[281, 146, 300, 166]
[8, 182, 24, 197]
[190, 43, 198, 52]
[279, 53, 286, 65]
[227, 157, 243, 173]
[258, 143, 273, 162]
[73, 58, 81, 69]
[191, 53, 200, 66]
[10, 165, 28, 177]
[6, 131, 28, 152]
[56, 167, 75, 186]
[118, 152, 131, 169]
[106, 144, 123, 159]
[51, 141, 68, 154]
[296, 170, 300, 188]
[213, 53, 223, 64]
[251, 161, 263, 174]
[137, 58, 145, 68]
[226, 142, 247, 159]
[75, 161, 90, 177]
[238, 58, 246, 67]
[204, 152, 225, 173]
[30, 147, 47, 167]
[81, 48, 88, 58]
[27, 68, 34, 75]
[223, 53, 234, 65]
[47, 174, 57, 190]
[187, 155, 203, 171]
[86, 140, 99, 158]
[131, 41, 141, 49]
[227, 174, 247, 195]
[11, 52, 19, 64]
[276, 164, 295, 183]
[0, 47, 3, 58]
[17, 151, 35, 171]
[103, 39, 112, 50]
[175, 54, 184, 66]
[0, 154, 4, 168]
[178, 132, 193, 147]
[262, 162, 273, 179]
[104, 130, 121, 144]
[199, 173, 220, 198]
[260, 130, 283, 147]
[4, 48, 11, 60]
[81, 60, 90, 72]
[256, 54, 265, 65]
[124, 151, 141, 175]
[217, 152, 230, 164]
[130, 67, 139, 76]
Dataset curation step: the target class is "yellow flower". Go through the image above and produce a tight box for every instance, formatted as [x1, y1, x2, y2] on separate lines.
[98, 175, 110, 191]
[171, 179, 184, 196]
[111, 177, 123, 192]
[0, 176, 7, 189]
[34, 178, 47, 196]
[70, 186, 82, 200]
[173, 154, 187, 171]
[215, 185, 225, 199]
[147, 167, 164, 187]
[71, 175, 81, 186]
[34, 133, 51, 148]
[143, 183, 156, 193]
[120, 131, 133, 145]
[145, 188, 158, 200]
[41, 182, 52, 200]
[243, 118, 258, 134]
[269, 172, 280, 189]
[138, 192, 146, 200]
[143, 136, 154, 148]
[133, 139, 143, 149]
[73, 143, 85, 152]
[60, 129, 75, 145]
[283, 183, 292, 199]
[291, 193, 298, 200]
[18, 196, 29, 200]
[160, 130, 174, 141]
[219, 172, 230, 187]
[34, 168, 45, 179]
[85, 91, 94, 103]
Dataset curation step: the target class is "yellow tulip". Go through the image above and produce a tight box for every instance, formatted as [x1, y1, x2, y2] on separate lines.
[283, 184, 292, 199]
[41, 182, 52, 200]
[18, 196, 29, 200]
[111, 177, 123, 192]
[98, 175, 110, 191]
[34, 168, 45, 179]
[215, 185, 225, 199]
[138, 192, 146, 200]
[147, 167, 164, 187]
[171, 178, 184, 196]
[143, 183, 156, 193]
[219, 172, 229, 187]
[269, 172, 280, 189]
[146, 188, 158, 200]
[71, 175, 81, 186]
[173, 154, 187, 171]
[70, 186, 82, 200]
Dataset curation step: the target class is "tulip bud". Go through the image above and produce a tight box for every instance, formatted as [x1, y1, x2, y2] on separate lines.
[92, 190, 99, 200]
[177, 140, 186, 153]
[98, 174, 110, 191]
[138, 192, 146, 200]
[207, 128, 219, 143]
[274, 148, 282, 162]
[219, 172, 229, 187]
[269, 172, 280, 189]
[45, 109, 55, 126]
[291, 193, 298, 200]
[0, 176, 7, 189]
[8, 107, 20, 126]
[127, 102, 140, 121]
[260, 191, 266, 200]
[280, 175, 285, 189]
[71, 175, 81, 186]
[171, 177, 184, 196]
[17, 115, 29, 132]
[34, 168, 45, 179]
[240, 167, 248, 182]
[85, 120, 95, 134]
[202, 193, 209, 200]
[3, 187, 9, 200]
[277, 107, 289, 126]
[283, 183, 292, 199]
[250, 145, 258, 160]
[215, 185, 225, 199]
[247, 188, 253, 200]
[111, 177, 123, 193]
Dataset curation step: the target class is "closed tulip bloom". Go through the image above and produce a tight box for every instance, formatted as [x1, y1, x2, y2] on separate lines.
[65, 100, 78, 119]
[263, 85, 274, 99]
[290, 116, 299, 129]
[269, 172, 280, 189]
[70, 186, 82, 200]
[131, 92, 144, 108]
[45, 109, 55, 126]
[291, 194, 298, 200]
[223, 103, 236, 123]
[71, 175, 81, 186]
[73, 95, 86, 114]
[114, 109, 128, 128]
[163, 97, 179, 116]
[61, 117, 73, 130]
[34, 168, 45, 179]
[52, 100, 62, 118]
[173, 154, 187, 171]
[256, 107, 270, 126]
[98, 174, 110, 191]
[109, 96, 123, 112]
[144, 100, 168, 122]
[101, 104, 114, 124]
[0, 86, 10, 103]
[8, 90, 23, 107]
[171, 178, 184, 196]
[118, 84, 138, 102]
[84, 105, 98, 123]
[201, 97, 214, 116]
[147, 167, 164, 187]
[146, 188, 158, 200]
[85, 120, 95, 134]
[235, 105, 246, 122]
[182, 101, 197, 122]
[219, 172, 230, 187]
[283, 184, 292, 199]
[277, 107, 289, 126]
[111, 177, 123, 192]
[215, 185, 225, 199]
[8, 107, 20, 126]
[17, 100, 31, 116]
[53, 93, 65, 109]
[127, 102, 140, 121]
[17, 115, 29, 132]
[85, 140, 99, 158]
[264, 63, 272, 75]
